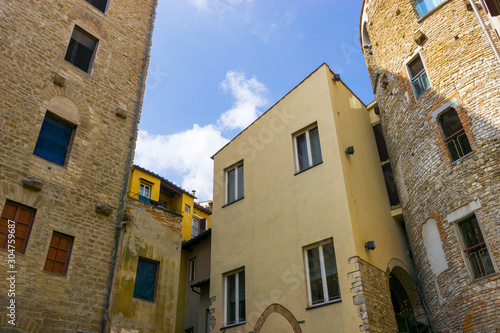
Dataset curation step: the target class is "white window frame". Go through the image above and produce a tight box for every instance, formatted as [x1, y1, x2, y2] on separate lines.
[303, 238, 341, 307]
[191, 217, 200, 238]
[185, 204, 190, 213]
[223, 268, 245, 326]
[188, 257, 196, 283]
[139, 183, 151, 199]
[404, 49, 432, 100]
[225, 162, 244, 205]
[293, 124, 322, 173]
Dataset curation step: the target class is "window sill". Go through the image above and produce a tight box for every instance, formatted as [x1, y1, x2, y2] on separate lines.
[417, 0, 452, 22]
[306, 298, 341, 310]
[450, 152, 473, 165]
[294, 161, 323, 176]
[220, 321, 246, 330]
[222, 197, 244, 208]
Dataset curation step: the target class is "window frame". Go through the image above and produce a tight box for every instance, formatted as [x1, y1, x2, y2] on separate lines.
[224, 162, 244, 205]
[414, 0, 449, 19]
[0, 201, 36, 254]
[139, 183, 152, 202]
[303, 238, 341, 308]
[33, 111, 76, 166]
[85, 0, 109, 13]
[223, 268, 245, 327]
[43, 232, 74, 276]
[185, 204, 191, 213]
[64, 25, 99, 74]
[405, 51, 431, 99]
[133, 257, 160, 302]
[188, 257, 196, 283]
[455, 214, 496, 281]
[293, 124, 323, 174]
[438, 108, 472, 162]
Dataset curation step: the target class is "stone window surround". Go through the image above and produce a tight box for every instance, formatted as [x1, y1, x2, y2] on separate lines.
[446, 200, 498, 282]
[403, 47, 432, 100]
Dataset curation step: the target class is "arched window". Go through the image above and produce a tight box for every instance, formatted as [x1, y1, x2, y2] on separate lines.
[362, 22, 371, 47]
[439, 108, 472, 161]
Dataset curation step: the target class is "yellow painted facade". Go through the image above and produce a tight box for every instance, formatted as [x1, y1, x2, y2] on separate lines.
[209, 64, 415, 332]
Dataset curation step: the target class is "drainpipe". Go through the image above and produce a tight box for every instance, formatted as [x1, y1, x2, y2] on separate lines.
[469, 0, 500, 64]
[100, 0, 157, 332]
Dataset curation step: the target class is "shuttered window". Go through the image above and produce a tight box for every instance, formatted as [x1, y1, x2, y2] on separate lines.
[34, 112, 75, 166]
[44, 232, 74, 275]
[0, 201, 36, 254]
[133, 257, 159, 301]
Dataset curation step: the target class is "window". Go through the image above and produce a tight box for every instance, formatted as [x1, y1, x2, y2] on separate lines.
[86, 0, 108, 12]
[414, 0, 446, 17]
[457, 215, 495, 279]
[373, 123, 400, 207]
[225, 163, 244, 204]
[33, 112, 75, 166]
[0, 201, 36, 254]
[224, 269, 245, 326]
[485, 0, 500, 16]
[43, 232, 74, 275]
[188, 258, 196, 282]
[439, 108, 472, 161]
[191, 218, 207, 238]
[185, 204, 190, 213]
[294, 125, 322, 173]
[65, 26, 98, 73]
[139, 183, 151, 202]
[133, 257, 159, 301]
[304, 239, 340, 307]
[407, 54, 431, 98]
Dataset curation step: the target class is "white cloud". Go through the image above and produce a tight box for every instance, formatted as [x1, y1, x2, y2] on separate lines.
[218, 70, 267, 131]
[135, 70, 267, 201]
[187, 0, 210, 11]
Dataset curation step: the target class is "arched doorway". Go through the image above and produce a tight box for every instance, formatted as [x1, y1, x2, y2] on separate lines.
[253, 304, 302, 333]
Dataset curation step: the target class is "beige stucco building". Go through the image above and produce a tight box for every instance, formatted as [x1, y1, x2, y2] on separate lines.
[209, 64, 425, 333]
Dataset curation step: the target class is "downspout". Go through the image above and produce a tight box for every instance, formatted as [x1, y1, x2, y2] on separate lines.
[469, 0, 500, 64]
[100, 0, 157, 332]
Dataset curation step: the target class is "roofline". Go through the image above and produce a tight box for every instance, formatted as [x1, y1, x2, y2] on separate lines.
[194, 201, 212, 215]
[360, 0, 368, 48]
[182, 228, 212, 249]
[132, 165, 195, 198]
[211, 63, 367, 159]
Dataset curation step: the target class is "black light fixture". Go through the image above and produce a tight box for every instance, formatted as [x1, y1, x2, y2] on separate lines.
[333, 73, 341, 82]
[345, 146, 355, 155]
[365, 241, 376, 250]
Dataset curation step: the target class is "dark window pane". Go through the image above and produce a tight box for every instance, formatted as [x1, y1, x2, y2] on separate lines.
[296, 132, 309, 171]
[373, 123, 389, 162]
[34, 114, 74, 165]
[309, 127, 323, 166]
[485, 0, 500, 16]
[227, 274, 236, 324]
[133, 258, 158, 301]
[440, 108, 463, 138]
[382, 163, 400, 206]
[440, 108, 471, 161]
[227, 169, 236, 203]
[458, 216, 483, 249]
[64, 27, 97, 72]
[237, 165, 244, 199]
[322, 242, 340, 300]
[408, 56, 424, 77]
[87, 0, 108, 12]
[238, 271, 245, 321]
[307, 247, 324, 304]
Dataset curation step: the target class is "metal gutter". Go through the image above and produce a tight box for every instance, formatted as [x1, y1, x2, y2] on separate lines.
[470, 0, 500, 64]
[100, 0, 157, 331]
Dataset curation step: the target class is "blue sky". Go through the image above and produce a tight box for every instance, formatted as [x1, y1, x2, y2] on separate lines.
[134, 0, 374, 200]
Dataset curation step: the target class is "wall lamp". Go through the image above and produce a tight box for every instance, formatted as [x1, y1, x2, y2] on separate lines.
[333, 73, 341, 82]
[365, 241, 376, 251]
[345, 146, 355, 155]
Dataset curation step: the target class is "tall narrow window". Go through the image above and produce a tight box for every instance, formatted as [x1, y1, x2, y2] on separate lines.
[86, 0, 108, 12]
[139, 183, 151, 202]
[224, 269, 245, 326]
[439, 108, 472, 161]
[225, 163, 244, 204]
[191, 218, 200, 238]
[34, 112, 75, 166]
[304, 239, 341, 307]
[188, 258, 196, 283]
[133, 257, 159, 301]
[65, 26, 98, 73]
[373, 123, 400, 207]
[407, 54, 431, 98]
[414, 0, 446, 17]
[457, 215, 495, 279]
[294, 125, 323, 173]
[0, 201, 36, 254]
[43, 232, 74, 275]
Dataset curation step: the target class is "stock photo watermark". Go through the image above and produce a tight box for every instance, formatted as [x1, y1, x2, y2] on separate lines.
[6, 219, 17, 326]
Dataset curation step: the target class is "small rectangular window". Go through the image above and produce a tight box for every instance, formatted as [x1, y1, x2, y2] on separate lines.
[65, 26, 98, 73]
[294, 125, 322, 173]
[188, 258, 196, 282]
[439, 108, 472, 161]
[133, 257, 159, 302]
[485, 0, 500, 16]
[224, 269, 245, 326]
[191, 218, 200, 238]
[185, 204, 191, 213]
[225, 163, 244, 204]
[86, 0, 108, 12]
[34, 112, 75, 166]
[304, 239, 341, 307]
[407, 54, 431, 98]
[0, 201, 36, 254]
[139, 183, 151, 202]
[43, 232, 74, 275]
[414, 0, 446, 17]
[457, 215, 495, 280]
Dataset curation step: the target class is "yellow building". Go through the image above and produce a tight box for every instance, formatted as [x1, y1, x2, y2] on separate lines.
[209, 64, 427, 333]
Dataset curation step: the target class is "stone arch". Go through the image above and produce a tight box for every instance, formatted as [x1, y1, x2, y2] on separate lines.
[254, 304, 302, 333]
[362, 21, 371, 47]
[0, 180, 46, 210]
[0, 313, 42, 332]
[73, 9, 109, 39]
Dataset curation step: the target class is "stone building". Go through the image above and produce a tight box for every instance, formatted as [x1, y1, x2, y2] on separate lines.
[209, 64, 424, 333]
[0, 0, 156, 332]
[360, 0, 500, 331]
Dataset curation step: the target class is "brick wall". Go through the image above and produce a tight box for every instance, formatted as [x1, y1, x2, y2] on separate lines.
[361, 0, 500, 331]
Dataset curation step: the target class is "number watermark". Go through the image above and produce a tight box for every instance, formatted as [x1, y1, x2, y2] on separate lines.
[6, 219, 16, 326]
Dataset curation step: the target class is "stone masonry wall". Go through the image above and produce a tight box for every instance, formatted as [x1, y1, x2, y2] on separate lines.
[361, 0, 500, 331]
[0, 0, 155, 332]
